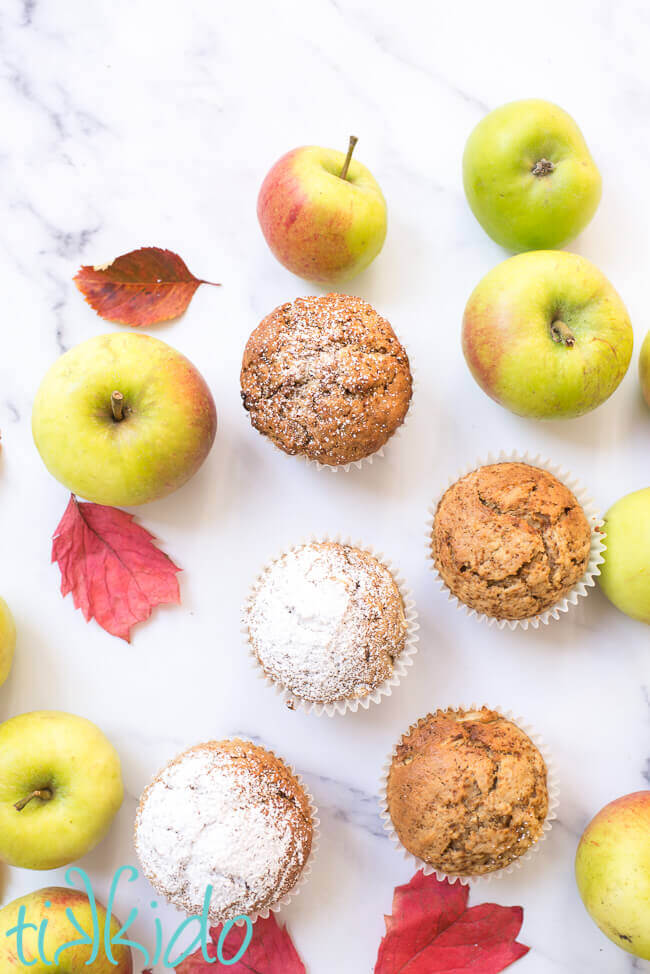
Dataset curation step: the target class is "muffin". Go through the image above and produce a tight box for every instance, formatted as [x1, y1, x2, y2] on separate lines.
[431, 461, 592, 620]
[134, 740, 314, 922]
[240, 293, 412, 466]
[246, 541, 409, 709]
[386, 707, 549, 876]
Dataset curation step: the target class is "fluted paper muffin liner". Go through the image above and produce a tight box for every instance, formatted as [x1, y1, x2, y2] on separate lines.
[379, 704, 559, 885]
[135, 741, 320, 927]
[425, 449, 605, 630]
[242, 535, 419, 716]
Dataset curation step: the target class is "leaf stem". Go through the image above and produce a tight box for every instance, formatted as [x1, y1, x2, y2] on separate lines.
[340, 135, 358, 181]
[15, 788, 53, 811]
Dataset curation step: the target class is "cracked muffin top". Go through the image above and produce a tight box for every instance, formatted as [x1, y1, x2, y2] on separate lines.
[134, 739, 313, 923]
[431, 461, 591, 620]
[240, 293, 413, 465]
[386, 707, 549, 876]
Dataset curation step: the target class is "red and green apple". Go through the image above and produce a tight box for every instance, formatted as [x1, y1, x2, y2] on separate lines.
[32, 332, 217, 507]
[257, 136, 387, 284]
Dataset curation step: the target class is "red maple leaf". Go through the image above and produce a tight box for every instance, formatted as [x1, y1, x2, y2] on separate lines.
[375, 871, 529, 973]
[74, 246, 218, 326]
[175, 914, 305, 973]
[52, 495, 181, 642]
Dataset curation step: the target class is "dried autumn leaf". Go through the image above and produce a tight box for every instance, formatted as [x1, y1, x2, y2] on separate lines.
[375, 871, 529, 974]
[74, 246, 218, 326]
[52, 495, 181, 642]
[175, 914, 306, 973]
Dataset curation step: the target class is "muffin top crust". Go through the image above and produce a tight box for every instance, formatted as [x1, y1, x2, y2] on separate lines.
[386, 707, 549, 876]
[246, 541, 407, 705]
[134, 739, 313, 922]
[240, 293, 413, 465]
[432, 461, 591, 620]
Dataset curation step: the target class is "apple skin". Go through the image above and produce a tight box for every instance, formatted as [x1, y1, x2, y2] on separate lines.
[598, 488, 650, 623]
[0, 711, 124, 870]
[576, 792, 650, 960]
[0, 887, 133, 971]
[0, 595, 16, 687]
[32, 332, 217, 507]
[463, 99, 602, 251]
[257, 145, 387, 284]
[640, 332, 650, 407]
[462, 250, 633, 419]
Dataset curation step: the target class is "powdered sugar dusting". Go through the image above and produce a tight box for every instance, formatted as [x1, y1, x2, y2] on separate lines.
[246, 542, 407, 704]
[134, 743, 312, 922]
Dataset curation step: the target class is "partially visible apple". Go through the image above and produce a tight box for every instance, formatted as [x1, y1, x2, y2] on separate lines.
[0, 711, 124, 869]
[0, 887, 133, 971]
[640, 331, 650, 407]
[257, 136, 387, 284]
[598, 488, 650, 623]
[0, 596, 15, 687]
[462, 250, 633, 419]
[32, 332, 217, 507]
[576, 792, 650, 960]
[463, 99, 602, 251]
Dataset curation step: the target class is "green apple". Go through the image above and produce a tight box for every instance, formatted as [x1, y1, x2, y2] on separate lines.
[0, 596, 16, 687]
[640, 332, 650, 407]
[257, 136, 387, 284]
[0, 887, 132, 971]
[576, 791, 650, 960]
[462, 250, 633, 419]
[0, 711, 123, 870]
[463, 99, 602, 251]
[598, 488, 650, 622]
[32, 332, 217, 507]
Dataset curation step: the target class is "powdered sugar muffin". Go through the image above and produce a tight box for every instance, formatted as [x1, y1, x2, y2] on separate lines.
[134, 740, 314, 922]
[245, 541, 408, 708]
[240, 293, 413, 466]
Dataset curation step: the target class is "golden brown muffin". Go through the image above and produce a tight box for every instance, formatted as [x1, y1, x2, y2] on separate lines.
[386, 707, 549, 876]
[134, 740, 313, 922]
[246, 541, 408, 706]
[431, 462, 591, 620]
[240, 293, 412, 465]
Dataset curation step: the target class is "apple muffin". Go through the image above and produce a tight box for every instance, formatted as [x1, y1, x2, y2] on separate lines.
[245, 541, 409, 708]
[240, 293, 412, 466]
[386, 707, 549, 876]
[431, 461, 592, 620]
[134, 739, 314, 923]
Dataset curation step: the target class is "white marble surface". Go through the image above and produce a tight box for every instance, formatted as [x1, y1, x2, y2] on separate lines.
[0, 0, 649, 970]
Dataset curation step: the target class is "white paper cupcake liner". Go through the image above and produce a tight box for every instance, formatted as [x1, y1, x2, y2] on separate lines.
[379, 704, 559, 885]
[246, 747, 320, 924]
[242, 535, 419, 716]
[425, 449, 605, 630]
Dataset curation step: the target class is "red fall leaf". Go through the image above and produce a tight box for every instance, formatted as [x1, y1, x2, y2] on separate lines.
[74, 246, 218, 326]
[375, 871, 529, 974]
[175, 914, 306, 973]
[52, 495, 181, 642]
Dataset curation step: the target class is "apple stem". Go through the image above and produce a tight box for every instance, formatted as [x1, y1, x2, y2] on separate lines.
[340, 135, 359, 181]
[14, 788, 53, 812]
[551, 320, 576, 347]
[111, 390, 125, 422]
[532, 158, 555, 177]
